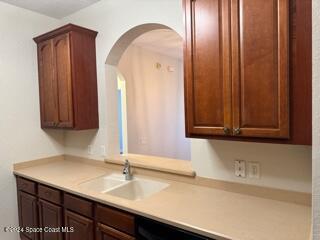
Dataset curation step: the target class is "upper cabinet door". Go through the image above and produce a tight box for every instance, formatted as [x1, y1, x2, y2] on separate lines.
[231, 0, 289, 138]
[38, 40, 58, 128]
[34, 24, 98, 130]
[184, 0, 232, 136]
[53, 33, 74, 128]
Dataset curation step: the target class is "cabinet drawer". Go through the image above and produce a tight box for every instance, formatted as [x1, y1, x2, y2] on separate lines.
[64, 193, 93, 218]
[96, 205, 135, 236]
[96, 223, 135, 240]
[38, 185, 61, 205]
[17, 177, 37, 195]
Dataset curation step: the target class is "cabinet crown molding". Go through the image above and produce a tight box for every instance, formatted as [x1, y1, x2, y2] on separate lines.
[33, 23, 98, 43]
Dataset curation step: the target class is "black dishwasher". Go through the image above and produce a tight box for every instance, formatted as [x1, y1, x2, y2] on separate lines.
[136, 217, 211, 240]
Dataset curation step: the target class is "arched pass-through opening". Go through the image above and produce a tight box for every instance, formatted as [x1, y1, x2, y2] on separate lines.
[106, 23, 171, 66]
[104, 23, 190, 162]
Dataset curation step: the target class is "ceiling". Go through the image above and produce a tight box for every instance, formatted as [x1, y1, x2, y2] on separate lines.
[0, 0, 101, 19]
[132, 29, 183, 60]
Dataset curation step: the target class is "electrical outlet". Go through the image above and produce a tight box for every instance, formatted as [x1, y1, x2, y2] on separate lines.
[248, 162, 260, 179]
[88, 145, 93, 155]
[235, 160, 246, 178]
[100, 145, 106, 157]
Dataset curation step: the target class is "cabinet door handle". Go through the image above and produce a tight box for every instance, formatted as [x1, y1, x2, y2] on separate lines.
[233, 128, 241, 135]
[223, 127, 230, 135]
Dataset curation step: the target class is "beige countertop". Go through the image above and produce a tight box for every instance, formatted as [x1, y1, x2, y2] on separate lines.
[13, 159, 311, 240]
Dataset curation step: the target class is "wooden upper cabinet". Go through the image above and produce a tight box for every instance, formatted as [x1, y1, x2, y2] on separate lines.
[34, 24, 99, 130]
[231, 0, 289, 138]
[38, 40, 57, 128]
[184, 0, 232, 136]
[53, 33, 73, 128]
[183, 0, 311, 144]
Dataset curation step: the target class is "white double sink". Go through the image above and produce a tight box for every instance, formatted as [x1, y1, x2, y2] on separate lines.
[78, 174, 169, 201]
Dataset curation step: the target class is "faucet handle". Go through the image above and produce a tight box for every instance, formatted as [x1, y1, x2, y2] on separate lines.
[123, 159, 130, 173]
[123, 159, 132, 180]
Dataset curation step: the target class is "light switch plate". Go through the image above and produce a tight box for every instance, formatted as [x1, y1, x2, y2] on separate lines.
[248, 162, 260, 179]
[235, 160, 246, 178]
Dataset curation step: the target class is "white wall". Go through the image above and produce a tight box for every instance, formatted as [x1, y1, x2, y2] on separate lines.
[0, 2, 64, 240]
[118, 44, 190, 160]
[62, 0, 312, 193]
[0, 1, 311, 239]
[63, 0, 185, 158]
[313, 0, 320, 238]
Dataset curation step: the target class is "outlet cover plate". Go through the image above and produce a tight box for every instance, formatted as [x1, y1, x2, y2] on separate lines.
[235, 160, 246, 178]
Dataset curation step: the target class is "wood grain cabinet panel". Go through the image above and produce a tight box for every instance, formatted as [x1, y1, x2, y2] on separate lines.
[64, 210, 94, 240]
[38, 184, 62, 205]
[53, 33, 73, 128]
[184, 0, 232, 136]
[183, 0, 311, 144]
[96, 223, 135, 240]
[34, 24, 99, 130]
[37, 39, 57, 128]
[38, 200, 63, 240]
[64, 193, 93, 218]
[17, 177, 37, 195]
[231, 0, 289, 138]
[96, 204, 135, 236]
[17, 191, 39, 240]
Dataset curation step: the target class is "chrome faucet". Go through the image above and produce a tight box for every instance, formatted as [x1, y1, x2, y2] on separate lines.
[123, 159, 132, 180]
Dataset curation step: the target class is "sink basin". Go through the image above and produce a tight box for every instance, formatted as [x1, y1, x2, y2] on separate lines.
[106, 178, 169, 201]
[79, 173, 169, 200]
[78, 174, 127, 193]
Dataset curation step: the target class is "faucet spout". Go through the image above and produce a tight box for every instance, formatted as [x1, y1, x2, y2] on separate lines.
[123, 159, 132, 180]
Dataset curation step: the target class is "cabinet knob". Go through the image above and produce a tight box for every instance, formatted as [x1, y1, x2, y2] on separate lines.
[223, 127, 230, 135]
[233, 128, 241, 135]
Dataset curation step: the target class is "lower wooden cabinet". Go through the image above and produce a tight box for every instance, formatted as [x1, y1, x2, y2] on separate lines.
[16, 177, 136, 240]
[96, 223, 135, 240]
[16, 176, 210, 240]
[64, 210, 94, 240]
[17, 191, 38, 240]
[96, 204, 135, 236]
[38, 199, 63, 240]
